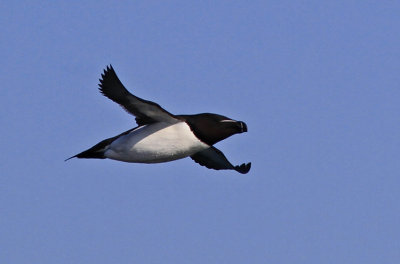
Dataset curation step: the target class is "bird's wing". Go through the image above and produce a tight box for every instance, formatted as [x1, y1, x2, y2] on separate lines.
[190, 146, 251, 174]
[98, 65, 178, 126]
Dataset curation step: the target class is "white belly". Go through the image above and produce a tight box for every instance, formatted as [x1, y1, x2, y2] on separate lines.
[104, 122, 209, 163]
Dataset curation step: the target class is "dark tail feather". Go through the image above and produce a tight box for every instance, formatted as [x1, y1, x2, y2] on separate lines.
[65, 139, 110, 161]
[65, 155, 78, 161]
[65, 127, 137, 162]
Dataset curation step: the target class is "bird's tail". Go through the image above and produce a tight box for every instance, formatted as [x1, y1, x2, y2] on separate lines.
[65, 127, 137, 162]
[65, 137, 112, 161]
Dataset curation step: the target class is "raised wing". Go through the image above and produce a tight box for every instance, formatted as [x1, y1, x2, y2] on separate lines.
[190, 147, 251, 174]
[98, 65, 178, 125]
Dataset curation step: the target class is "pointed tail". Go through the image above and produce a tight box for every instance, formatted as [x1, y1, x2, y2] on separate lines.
[65, 127, 137, 162]
[65, 138, 110, 161]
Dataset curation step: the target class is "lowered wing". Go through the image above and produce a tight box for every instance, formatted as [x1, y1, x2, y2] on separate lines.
[191, 146, 251, 174]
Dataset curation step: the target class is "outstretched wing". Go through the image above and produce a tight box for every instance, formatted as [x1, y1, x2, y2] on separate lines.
[190, 147, 251, 174]
[98, 65, 178, 126]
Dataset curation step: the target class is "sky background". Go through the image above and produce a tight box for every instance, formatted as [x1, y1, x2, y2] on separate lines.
[1, 1, 399, 263]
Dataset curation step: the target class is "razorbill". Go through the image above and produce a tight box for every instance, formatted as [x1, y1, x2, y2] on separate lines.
[66, 65, 251, 174]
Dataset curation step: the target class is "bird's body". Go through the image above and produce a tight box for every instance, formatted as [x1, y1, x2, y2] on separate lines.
[104, 122, 208, 163]
[67, 65, 251, 174]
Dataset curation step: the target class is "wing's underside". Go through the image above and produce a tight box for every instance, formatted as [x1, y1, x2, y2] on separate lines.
[98, 65, 178, 126]
[190, 146, 251, 174]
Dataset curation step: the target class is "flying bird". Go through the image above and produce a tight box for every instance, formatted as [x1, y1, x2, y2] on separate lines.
[66, 65, 251, 174]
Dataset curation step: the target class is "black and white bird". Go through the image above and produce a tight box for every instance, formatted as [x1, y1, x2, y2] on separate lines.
[67, 65, 251, 174]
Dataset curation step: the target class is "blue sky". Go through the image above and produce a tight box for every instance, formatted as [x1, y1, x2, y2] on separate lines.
[1, 1, 399, 263]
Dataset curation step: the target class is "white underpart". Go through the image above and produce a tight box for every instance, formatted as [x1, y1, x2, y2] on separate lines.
[104, 122, 209, 163]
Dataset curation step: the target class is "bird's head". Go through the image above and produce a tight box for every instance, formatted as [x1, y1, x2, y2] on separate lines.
[182, 113, 248, 146]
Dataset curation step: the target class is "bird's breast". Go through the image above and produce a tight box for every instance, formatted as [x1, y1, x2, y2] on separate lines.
[104, 122, 209, 163]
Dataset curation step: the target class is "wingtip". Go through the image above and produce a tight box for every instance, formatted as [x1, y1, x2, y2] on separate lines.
[102, 64, 111, 74]
[235, 162, 251, 174]
[105, 64, 114, 72]
[98, 65, 115, 91]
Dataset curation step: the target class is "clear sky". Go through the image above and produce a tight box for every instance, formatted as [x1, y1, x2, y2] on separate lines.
[1, 1, 399, 263]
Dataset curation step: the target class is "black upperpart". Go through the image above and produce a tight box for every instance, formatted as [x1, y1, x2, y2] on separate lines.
[179, 113, 248, 146]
